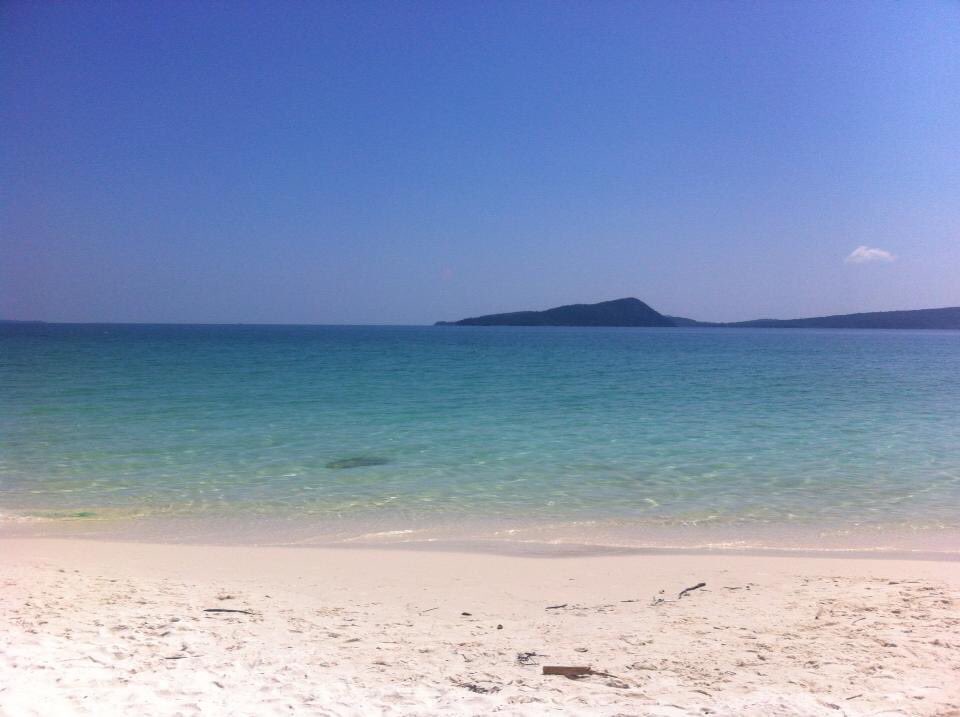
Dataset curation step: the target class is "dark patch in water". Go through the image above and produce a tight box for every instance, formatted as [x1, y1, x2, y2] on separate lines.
[30, 510, 98, 520]
[325, 457, 391, 470]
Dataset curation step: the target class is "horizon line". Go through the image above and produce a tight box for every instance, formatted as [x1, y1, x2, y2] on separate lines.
[4, 301, 960, 328]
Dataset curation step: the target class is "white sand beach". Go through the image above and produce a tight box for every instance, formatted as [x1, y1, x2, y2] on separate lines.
[1, 539, 958, 716]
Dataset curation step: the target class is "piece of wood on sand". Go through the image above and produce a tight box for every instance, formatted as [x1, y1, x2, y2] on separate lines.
[542, 666, 593, 679]
[543, 665, 620, 680]
[678, 582, 706, 599]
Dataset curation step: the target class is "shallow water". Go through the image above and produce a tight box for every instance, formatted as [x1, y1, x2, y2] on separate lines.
[2, 323, 959, 553]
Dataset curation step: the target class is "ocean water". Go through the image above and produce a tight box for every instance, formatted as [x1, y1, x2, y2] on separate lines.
[2, 323, 959, 554]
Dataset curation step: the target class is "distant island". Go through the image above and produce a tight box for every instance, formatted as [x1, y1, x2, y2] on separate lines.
[435, 298, 674, 327]
[437, 298, 960, 330]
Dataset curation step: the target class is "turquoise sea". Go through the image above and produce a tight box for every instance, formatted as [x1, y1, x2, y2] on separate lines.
[2, 323, 959, 554]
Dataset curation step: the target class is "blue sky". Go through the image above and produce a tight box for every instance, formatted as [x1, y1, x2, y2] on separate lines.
[2, 1, 958, 324]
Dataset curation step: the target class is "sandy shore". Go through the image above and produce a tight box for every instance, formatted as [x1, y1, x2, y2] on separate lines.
[1, 539, 958, 716]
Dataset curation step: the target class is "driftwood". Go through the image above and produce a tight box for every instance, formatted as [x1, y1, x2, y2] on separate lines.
[678, 582, 706, 599]
[543, 665, 592, 678]
[545, 603, 568, 610]
[542, 665, 619, 679]
[203, 608, 255, 615]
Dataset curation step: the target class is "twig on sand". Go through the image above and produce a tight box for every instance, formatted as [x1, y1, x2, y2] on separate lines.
[678, 582, 706, 599]
[419, 607, 438, 614]
[543, 665, 619, 680]
[651, 582, 706, 606]
[455, 681, 500, 694]
[517, 651, 540, 666]
[545, 603, 568, 610]
[203, 608, 255, 615]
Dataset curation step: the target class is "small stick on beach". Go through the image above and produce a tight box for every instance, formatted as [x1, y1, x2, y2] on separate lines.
[516, 651, 540, 665]
[545, 603, 568, 610]
[543, 665, 619, 680]
[543, 665, 592, 678]
[203, 608, 255, 615]
[678, 582, 706, 599]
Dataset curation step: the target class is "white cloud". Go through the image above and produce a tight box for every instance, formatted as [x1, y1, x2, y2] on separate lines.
[845, 245, 895, 264]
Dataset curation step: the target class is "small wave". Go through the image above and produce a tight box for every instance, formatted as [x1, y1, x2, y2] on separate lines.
[337, 529, 420, 542]
[0, 511, 53, 524]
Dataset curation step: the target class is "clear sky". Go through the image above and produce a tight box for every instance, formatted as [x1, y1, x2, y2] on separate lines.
[2, 1, 958, 324]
